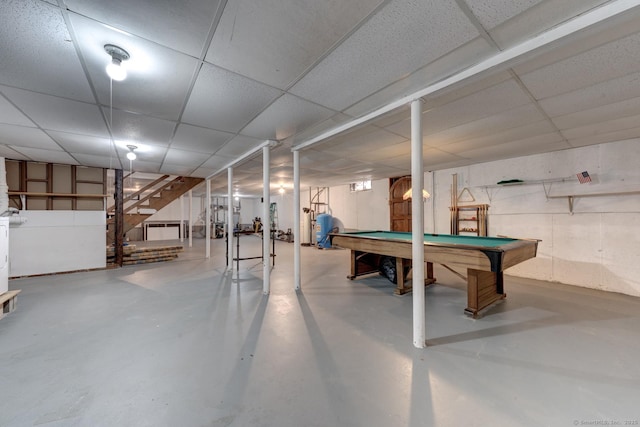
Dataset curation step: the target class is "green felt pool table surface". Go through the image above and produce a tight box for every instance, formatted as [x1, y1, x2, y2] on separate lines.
[341, 231, 515, 248]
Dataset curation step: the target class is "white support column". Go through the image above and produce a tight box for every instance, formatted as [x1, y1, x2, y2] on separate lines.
[188, 189, 193, 248]
[227, 167, 234, 271]
[262, 145, 271, 295]
[205, 179, 211, 258]
[411, 99, 426, 349]
[179, 195, 184, 242]
[293, 150, 301, 290]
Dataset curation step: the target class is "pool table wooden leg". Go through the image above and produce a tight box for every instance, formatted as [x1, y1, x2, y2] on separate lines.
[465, 269, 506, 318]
[395, 260, 437, 295]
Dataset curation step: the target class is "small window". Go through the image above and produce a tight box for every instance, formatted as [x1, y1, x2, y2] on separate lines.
[349, 180, 371, 192]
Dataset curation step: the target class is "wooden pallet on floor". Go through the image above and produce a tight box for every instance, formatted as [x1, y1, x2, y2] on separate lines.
[1, 290, 21, 321]
[106, 245, 184, 266]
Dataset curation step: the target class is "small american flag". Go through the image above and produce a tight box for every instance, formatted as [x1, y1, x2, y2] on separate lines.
[577, 171, 592, 184]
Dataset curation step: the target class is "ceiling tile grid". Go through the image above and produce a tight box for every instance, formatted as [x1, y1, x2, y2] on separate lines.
[64, 0, 224, 58]
[206, 0, 387, 89]
[0, 0, 637, 196]
[182, 63, 283, 133]
[289, 0, 480, 111]
[0, 0, 95, 102]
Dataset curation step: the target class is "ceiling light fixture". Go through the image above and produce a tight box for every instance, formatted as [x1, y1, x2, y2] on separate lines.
[278, 185, 285, 194]
[104, 44, 130, 81]
[402, 188, 430, 201]
[126, 145, 137, 160]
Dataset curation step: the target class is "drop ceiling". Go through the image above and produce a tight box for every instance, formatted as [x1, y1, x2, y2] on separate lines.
[1, 0, 639, 196]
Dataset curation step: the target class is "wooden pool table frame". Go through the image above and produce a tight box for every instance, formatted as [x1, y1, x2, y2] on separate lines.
[329, 231, 538, 317]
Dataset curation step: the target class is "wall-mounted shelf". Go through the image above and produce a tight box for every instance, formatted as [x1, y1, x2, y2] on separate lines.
[547, 188, 640, 214]
[481, 177, 572, 201]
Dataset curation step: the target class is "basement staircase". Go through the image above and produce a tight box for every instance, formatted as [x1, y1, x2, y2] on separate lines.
[107, 175, 204, 245]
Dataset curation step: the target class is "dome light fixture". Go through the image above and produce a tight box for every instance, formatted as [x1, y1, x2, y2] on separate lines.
[126, 145, 137, 160]
[278, 185, 285, 194]
[104, 44, 130, 81]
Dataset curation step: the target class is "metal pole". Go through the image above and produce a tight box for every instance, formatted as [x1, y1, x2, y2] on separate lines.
[188, 189, 193, 248]
[411, 99, 426, 349]
[263, 145, 271, 294]
[179, 195, 184, 242]
[114, 168, 124, 267]
[293, 150, 301, 290]
[205, 179, 211, 258]
[227, 167, 233, 271]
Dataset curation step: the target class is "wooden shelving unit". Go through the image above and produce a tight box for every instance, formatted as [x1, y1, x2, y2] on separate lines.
[450, 204, 489, 236]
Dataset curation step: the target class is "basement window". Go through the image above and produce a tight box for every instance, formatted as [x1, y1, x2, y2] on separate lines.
[349, 180, 371, 192]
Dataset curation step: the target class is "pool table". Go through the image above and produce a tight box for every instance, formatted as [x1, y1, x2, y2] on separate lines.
[329, 231, 538, 317]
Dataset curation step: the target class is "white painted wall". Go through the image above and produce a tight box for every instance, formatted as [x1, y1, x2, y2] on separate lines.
[9, 211, 105, 277]
[439, 139, 640, 297]
[305, 139, 640, 298]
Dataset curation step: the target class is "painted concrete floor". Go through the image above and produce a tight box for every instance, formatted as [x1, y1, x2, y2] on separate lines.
[1, 237, 639, 427]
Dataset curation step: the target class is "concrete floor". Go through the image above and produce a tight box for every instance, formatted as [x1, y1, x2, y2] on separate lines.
[1, 237, 639, 426]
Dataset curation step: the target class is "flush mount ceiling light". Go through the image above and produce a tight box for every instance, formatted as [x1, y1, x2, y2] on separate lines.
[104, 44, 130, 81]
[126, 145, 137, 160]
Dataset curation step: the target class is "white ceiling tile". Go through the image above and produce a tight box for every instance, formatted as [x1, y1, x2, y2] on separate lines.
[463, 0, 544, 30]
[440, 120, 559, 153]
[459, 133, 569, 162]
[355, 140, 412, 162]
[159, 164, 195, 176]
[520, 32, 640, 100]
[241, 94, 336, 141]
[0, 91, 35, 127]
[201, 154, 237, 170]
[116, 143, 167, 163]
[0, 124, 61, 150]
[105, 109, 177, 147]
[424, 104, 547, 147]
[215, 135, 264, 158]
[0, 144, 30, 161]
[183, 64, 283, 133]
[72, 153, 122, 169]
[321, 126, 407, 154]
[539, 71, 640, 117]
[562, 114, 640, 141]
[64, 0, 224, 57]
[0, 0, 94, 102]
[552, 96, 640, 130]
[345, 37, 497, 117]
[290, 0, 478, 111]
[191, 167, 215, 178]
[384, 79, 533, 138]
[2, 86, 109, 137]
[478, 0, 611, 49]
[48, 131, 114, 157]
[424, 148, 467, 168]
[206, 0, 386, 89]
[568, 127, 640, 148]
[11, 146, 78, 164]
[172, 124, 233, 154]
[163, 148, 209, 167]
[70, 14, 199, 121]
[127, 160, 161, 174]
[285, 113, 353, 147]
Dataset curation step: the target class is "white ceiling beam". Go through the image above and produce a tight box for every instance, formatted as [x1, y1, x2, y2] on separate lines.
[292, 0, 640, 152]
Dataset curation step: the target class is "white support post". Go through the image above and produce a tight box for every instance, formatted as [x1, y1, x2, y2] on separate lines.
[205, 179, 211, 258]
[262, 145, 271, 294]
[179, 195, 184, 242]
[411, 99, 426, 349]
[293, 150, 301, 290]
[227, 167, 234, 271]
[188, 189, 193, 248]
